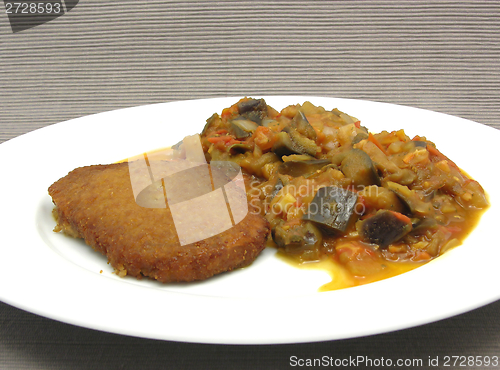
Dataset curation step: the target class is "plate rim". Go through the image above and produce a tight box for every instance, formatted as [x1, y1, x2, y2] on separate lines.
[0, 96, 499, 345]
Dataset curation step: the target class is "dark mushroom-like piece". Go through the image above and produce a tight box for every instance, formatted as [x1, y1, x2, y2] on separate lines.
[272, 131, 301, 157]
[278, 159, 331, 178]
[237, 98, 268, 124]
[230, 118, 259, 139]
[410, 218, 438, 236]
[303, 186, 358, 233]
[201, 113, 219, 135]
[285, 127, 318, 157]
[340, 148, 381, 187]
[201, 113, 221, 136]
[272, 127, 319, 158]
[358, 210, 412, 248]
[238, 98, 263, 113]
[269, 177, 284, 201]
[229, 142, 254, 155]
[271, 126, 319, 158]
[273, 221, 323, 259]
[412, 140, 427, 148]
[291, 111, 317, 141]
[352, 132, 369, 145]
[384, 181, 434, 217]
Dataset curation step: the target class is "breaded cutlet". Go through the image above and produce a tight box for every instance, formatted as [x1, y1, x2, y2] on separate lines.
[48, 161, 270, 283]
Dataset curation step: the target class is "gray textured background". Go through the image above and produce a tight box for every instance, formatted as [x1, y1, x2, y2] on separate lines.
[1, 1, 499, 369]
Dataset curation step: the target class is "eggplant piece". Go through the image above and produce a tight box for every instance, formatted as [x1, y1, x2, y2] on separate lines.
[278, 159, 331, 178]
[237, 98, 267, 124]
[238, 98, 263, 114]
[272, 131, 300, 157]
[291, 111, 317, 141]
[330, 151, 348, 166]
[340, 149, 381, 187]
[229, 142, 253, 154]
[273, 221, 323, 258]
[303, 186, 358, 233]
[352, 132, 369, 145]
[331, 108, 358, 123]
[384, 181, 434, 217]
[230, 118, 259, 139]
[269, 178, 284, 201]
[412, 140, 427, 148]
[272, 127, 319, 158]
[201, 113, 220, 136]
[410, 218, 438, 236]
[275, 127, 319, 156]
[359, 210, 412, 248]
[285, 127, 318, 156]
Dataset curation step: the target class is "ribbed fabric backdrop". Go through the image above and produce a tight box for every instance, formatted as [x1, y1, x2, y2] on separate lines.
[1, 1, 499, 369]
[2, 1, 499, 142]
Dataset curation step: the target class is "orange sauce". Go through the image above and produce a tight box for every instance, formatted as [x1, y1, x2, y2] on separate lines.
[276, 251, 425, 291]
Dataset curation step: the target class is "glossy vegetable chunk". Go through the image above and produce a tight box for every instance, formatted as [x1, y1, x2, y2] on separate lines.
[237, 98, 268, 124]
[278, 159, 331, 178]
[272, 127, 319, 158]
[340, 149, 381, 187]
[291, 111, 317, 140]
[284, 127, 319, 157]
[272, 131, 301, 157]
[303, 186, 358, 232]
[230, 118, 259, 139]
[358, 210, 412, 248]
[273, 221, 323, 259]
[269, 178, 284, 201]
[228, 142, 253, 154]
[384, 181, 434, 217]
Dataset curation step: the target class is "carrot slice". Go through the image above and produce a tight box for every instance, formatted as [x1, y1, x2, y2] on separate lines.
[389, 210, 412, 224]
[207, 135, 235, 144]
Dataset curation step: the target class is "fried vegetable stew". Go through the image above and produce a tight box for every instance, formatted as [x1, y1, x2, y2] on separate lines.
[200, 98, 488, 288]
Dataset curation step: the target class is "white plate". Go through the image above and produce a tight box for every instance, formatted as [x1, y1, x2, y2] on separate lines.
[0, 96, 499, 344]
